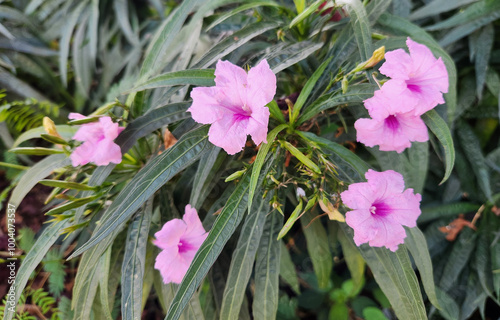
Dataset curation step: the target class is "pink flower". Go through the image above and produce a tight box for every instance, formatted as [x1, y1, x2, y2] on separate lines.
[153, 205, 208, 284]
[355, 80, 428, 153]
[188, 60, 276, 154]
[340, 170, 421, 252]
[69, 113, 124, 167]
[379, 37, 448, 116]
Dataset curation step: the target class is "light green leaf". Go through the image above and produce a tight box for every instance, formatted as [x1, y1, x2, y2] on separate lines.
[220, 192, 270, 319]
[121, 199, 153, 320]
[301, 211, 332, 289]
[98, 247, 114, 320]
[279, 241, 300, 294]
[290, 57, 332, 124]
[39, 179, 96, 191]
[127, 69, 215, 94]
[289, 0, 323, 29]
[422, 109, 455, 184]
[282, 141, 321, 174]
[70, 126, 210, 258]
[9, 147, 65, 155]
[252, 212, 282, 320]
[190, 145, 223, 209]
[9, 154, 69, 207]
[13, 125, 76, 148]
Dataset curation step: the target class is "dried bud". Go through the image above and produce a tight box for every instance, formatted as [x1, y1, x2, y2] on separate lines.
[43, 117, 62, 138]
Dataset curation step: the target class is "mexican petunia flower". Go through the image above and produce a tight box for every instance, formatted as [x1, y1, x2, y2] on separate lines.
[69, 113, 124, 167]
[153, 205, 208, 284]
[188, 59, 276, 155]
[379, 37, 449, 116]
[340, 170, 422, 252]
[355, 80, 429, 153]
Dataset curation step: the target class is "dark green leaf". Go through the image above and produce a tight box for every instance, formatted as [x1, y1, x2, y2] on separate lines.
[127, 69, 215, 94]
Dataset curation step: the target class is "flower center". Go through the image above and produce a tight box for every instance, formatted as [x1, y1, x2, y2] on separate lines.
[406, 82, 421, 93]
[178, 240, 195, 254]
[384, 115, 400, 131]
[370, 201, 392, 216]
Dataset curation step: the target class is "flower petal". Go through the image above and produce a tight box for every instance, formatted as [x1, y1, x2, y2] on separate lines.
[345, 209, 378, 246]
[214, 60, 248, 107]
[155, 247, 189, 284]
[379, 48, 412, 80]
[246, 107, 270, 146]
[367, 217, 407, 251]
[153, 218, 187, 250]
[208, 112, 249, 155]
[70, 142, 95, 166]
[341, 181, 376, 210]
[246, 59, 277, 109]
[189, 86, 228, 124]
[92, 139, 123, 166]
[365, 169, 405, 199]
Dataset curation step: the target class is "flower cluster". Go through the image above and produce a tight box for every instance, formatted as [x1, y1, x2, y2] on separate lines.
[340, 170, 422, 251]
[69, 113, 124, 167]
[153, 205, 207, 284]
[355, 38, 449, 153]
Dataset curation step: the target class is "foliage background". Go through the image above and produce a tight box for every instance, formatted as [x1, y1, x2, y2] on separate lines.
[0, 0, 499, 319]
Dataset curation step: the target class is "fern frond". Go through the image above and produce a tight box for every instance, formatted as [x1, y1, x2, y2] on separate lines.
[42, 249, 66, 297]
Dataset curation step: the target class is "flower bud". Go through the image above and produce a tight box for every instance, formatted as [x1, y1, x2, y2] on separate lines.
[43, 117, 62, 138]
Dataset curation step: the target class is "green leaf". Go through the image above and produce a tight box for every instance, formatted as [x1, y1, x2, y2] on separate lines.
[116, 102, 190, 153]
[252, 212, 283, 320]
[69, 126, 210, 258]
[267, 100, 286, 124]
[9, 154, 70, 207]
[404, 227, 440, 308]
[248, 123, 288, 211]
[127, 69, 215, 94]
[339, 225, 427, 320]
[426, 0, 500, 31]
[337, 223, 365, 289]
[422, 110, 455, 184]
[362, 307, 389, 320]
[298, 84, 376, 124]
[339, 0, 373, 60]
[73, 251, 105, 320]
[282, 141, 321, 174]
[165, 173, 251, 320]
[278, 199, 303, 240]
[260, 41, 323, 75]
[9, 147, 65, 155]
[220, 192, 270, 319]
[377, 13, 458, 123]
[45, 195, 99, 216]
[456, 121, 492, 200]
[13, 125, 76, 148]
[435, 288, 460, 320]
[2, 220, 71, 320]
[98, 247, 114, 320]
[419, 202, 481, 223]
[290, 57, 332, 124]
[39, 179, 96, 191]
[191, 21, 282, 69]
[470, 24, 494, 99]
[279, 241, 300, 294]
[121, 199, 153, 320]
[289, 0, 323, 29]
[299, 131, 370, 178]
[301, 211, 332, 289]
[190, 145, 224, 209]
[206, 1, 282, 31]
[439, 228, 477, 292]
[140, 0, 201, 77]
[409, 0, 478, 21]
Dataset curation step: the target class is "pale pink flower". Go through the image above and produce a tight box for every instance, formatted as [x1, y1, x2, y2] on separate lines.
[188, 59, 276, 154]
[355, 80, 428, 153]
[340, 170, 421, 252]
[69, 113, 124, 167]
[379, 37, 448, 116]
[153, 205, 208, 284]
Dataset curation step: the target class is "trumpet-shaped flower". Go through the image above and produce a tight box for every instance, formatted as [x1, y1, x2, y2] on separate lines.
[153, 205, 208, 284]
[188, 59, 276, 154]
[69, 113, 124, 167]
[379, 37, 448, 115]
[355, 80, 428, 153]
[340, 170, 421, 252]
